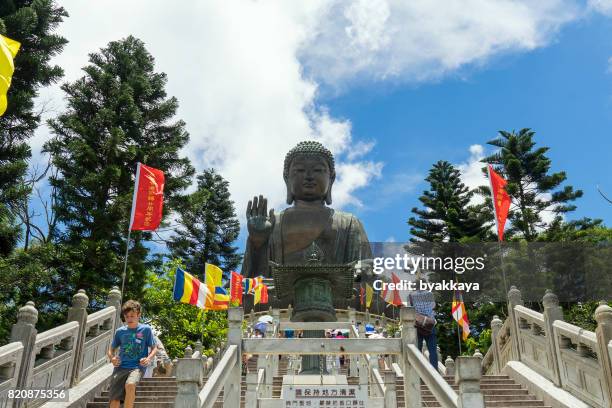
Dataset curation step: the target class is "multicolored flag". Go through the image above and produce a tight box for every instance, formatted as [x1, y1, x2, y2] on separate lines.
[0, 35, 21, 116]
[243, 276, 262, 294]
[365, 283, 374, 308]
[452, 290, 470, 341]
[254, 283, 268, 305]
[212, 286, 229, 310]
[173, 267, 214, 309]
[129, 163, 165, 231]
[381, 272, 402, 306]
[230, 272, 243, 306]
[487, 164, 511, 241]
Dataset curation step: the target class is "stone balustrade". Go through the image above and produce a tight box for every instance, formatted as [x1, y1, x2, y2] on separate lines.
[0, 286, 121, 408]
[0, 342, 24, 407]
[483, 286, 612, 408]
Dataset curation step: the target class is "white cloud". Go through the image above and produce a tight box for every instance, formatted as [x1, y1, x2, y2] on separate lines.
[300, 0, 581, 87]
[456, 144, 488, 205]
[29, 0, 590, 230]
[588, 0, 612, 15]
[31, 1, 381, 222]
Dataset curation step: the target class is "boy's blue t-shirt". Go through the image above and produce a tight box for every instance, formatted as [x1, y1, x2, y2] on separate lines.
[111, 323, 155, 369]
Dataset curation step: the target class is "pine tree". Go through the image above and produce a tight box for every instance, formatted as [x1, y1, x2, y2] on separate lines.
[479, 128, 583, 240]
[0, 0, 67, 252]
[409, 160, 486, 242]
[168, 169, 241, 277]
[44, 36, 194, 301]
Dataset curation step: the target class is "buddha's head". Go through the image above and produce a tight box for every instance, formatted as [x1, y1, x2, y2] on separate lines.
[283, 141, 336, 205]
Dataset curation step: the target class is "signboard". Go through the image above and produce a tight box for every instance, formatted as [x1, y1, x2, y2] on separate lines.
[284, 385, 367, 407]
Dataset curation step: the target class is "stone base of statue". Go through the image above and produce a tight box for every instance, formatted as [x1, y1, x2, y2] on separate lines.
[271, 253, 354, 374]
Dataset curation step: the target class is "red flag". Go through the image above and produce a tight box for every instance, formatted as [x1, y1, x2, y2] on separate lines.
[230, 272, 243, 306]
[381, 272, 402, 306]
[487, 164, 511, 241]
[129, 163, 165, 231]
[260, 284, 268, 304]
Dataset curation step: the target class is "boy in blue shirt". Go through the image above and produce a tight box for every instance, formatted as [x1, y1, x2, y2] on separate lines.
[107, 300, 157, 408]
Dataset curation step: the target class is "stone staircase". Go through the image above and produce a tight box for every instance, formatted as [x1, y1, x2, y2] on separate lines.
[396, 374, 553, 408]
[85, 361, 551, 407]
[87, 377, 177, 408]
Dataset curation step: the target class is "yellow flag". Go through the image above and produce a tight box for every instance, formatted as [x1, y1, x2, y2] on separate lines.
[205, 263, 223, 287]
[0, 35, 21, 116]
[366, 283, 374, 308]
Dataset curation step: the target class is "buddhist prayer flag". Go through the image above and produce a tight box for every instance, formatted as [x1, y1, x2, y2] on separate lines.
[230, 272, 243, 306]
[212, 286, 229, 310]
[381, 272, 402, 306]
[254, 283, 268, 305]
[129, 163, 165, 231]
[243, 276, 262, 294]
[0, 35, 21, 116]
[365, 283, 374, 308]
[205, 263, 223, 287]
[487, 164, 511, 241]
[173, 267, 214, 309]
[452, 290, 470, 341]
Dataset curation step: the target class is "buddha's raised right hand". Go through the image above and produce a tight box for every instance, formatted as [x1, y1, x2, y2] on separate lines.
[246, 195, 275, 248]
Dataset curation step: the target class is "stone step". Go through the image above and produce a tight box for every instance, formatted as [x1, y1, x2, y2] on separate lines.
[100, 391, 178, 397]
[87, 403, 173, 408]
[94, 396, 175, 403]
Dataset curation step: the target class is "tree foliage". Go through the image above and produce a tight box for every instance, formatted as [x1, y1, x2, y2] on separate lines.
[142, 260, 228, 358]
[479, 129, 583, 240]
[409, 160, 486, 243]
[168, 169, 241, 276]
[44, 36, 194, 302]
[0, 0, 67, 253]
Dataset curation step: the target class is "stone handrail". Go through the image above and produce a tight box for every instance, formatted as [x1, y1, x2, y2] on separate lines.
[79, 307, 116, 380]
[198, 345, 239, 408]
[405, 344, 457, 407]
[552, 319, 606, 407]
[400, 307, 484, 408]
[28, 320, 80, 407]
[483, 287, 612, 408]
[0, 342, 24, 407]
[3, 287, 122, 408]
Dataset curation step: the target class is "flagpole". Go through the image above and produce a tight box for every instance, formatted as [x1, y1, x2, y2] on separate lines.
[121, 162, 141, 305]
[120, 228, 132, 304]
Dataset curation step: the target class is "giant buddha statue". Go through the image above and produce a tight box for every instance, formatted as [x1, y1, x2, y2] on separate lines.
[242, 141, 372, 317]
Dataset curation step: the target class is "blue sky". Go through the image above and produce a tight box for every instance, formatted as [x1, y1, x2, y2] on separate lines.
[321, 13, 612, 243]
[27, 1, 612, 256]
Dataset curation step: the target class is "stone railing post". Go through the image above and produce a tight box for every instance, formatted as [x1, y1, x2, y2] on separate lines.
[365, 308, 370, 324]
[105, 286, 122, 332]
[224, 307, 243, 408]
[507, 286, 523, 361]
[245, 371, 258, 408]
[10, 301, 38, 392]
[444, 356, 455, 377]
[67, 289, 89, 386]
[490, 315, 503, 374]
[249, 308, 255, 328]
[175, 346, 202, 408]
[542, 289, 563, 386]
[287, 304, 293, 319]
[456, 356, 484, 408]
[384, 370, 397, 408]
[401, 306, 420, 408]
[348, 307, 358, 377]
[594, 301, 612, 406]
